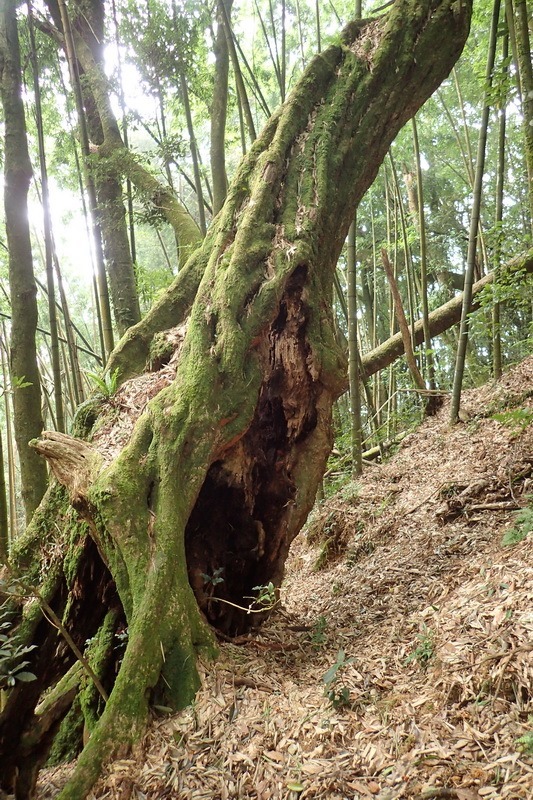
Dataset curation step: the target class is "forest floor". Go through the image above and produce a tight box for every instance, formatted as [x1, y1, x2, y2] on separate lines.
[38, 357, 533, 800]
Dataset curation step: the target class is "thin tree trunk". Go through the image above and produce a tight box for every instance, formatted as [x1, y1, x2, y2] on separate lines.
[412, 116, 435, 388]
[54, 0, 115, 358]
[54, 254, 84, 405]
[347, 219, 363, 477]
[295, 0, 306, 69]
[1, 323, 18, 543]
[236, 75, 247, 155]
[231, 33, 272, 118]
[452, 68, 488, 275]
[510, 0, 533, 231]
[255, 0, 282, 98]
[218, 0, 257, 143]
[453, 67, 475, 184]
[389, 154, 418, 343]
[27, 0, 64, 432]
[347, 1, 363, 476]
[280, 0, 286, 101]
[210, 0, 233, 215]
[493, 33, 509, 380]
[0, 0, 48, 521]
[450, 0, 501, 422]
[179, 70, 207, 235]
[56, 57, 106, 361]
[111, 0, 136, 264]
[0, 430, 8, 561]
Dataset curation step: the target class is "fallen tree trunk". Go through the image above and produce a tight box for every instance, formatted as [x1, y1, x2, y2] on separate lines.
[0, 3, 472, 798]
[361, 248, 533, 378]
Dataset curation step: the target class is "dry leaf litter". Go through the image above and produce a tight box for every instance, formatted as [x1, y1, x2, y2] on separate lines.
[37, 357, 533, 799]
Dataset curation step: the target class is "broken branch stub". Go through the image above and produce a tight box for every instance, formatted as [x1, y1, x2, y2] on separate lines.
[31, 431, 101, 504]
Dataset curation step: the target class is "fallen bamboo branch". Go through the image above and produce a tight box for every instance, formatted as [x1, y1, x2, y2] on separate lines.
[361, 248, 533, 378]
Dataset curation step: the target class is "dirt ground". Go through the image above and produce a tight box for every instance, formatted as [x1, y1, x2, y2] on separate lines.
[38, 357, 533, 799]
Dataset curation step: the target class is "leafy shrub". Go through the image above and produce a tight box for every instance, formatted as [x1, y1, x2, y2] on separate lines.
[492, 408, 533, 437]
[322, 649, 354, 708]
[0, 604, 37, 690]
[405, 624, 435, 669]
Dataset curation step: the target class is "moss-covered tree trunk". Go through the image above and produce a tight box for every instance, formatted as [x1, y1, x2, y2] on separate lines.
[0, 0, 48, 523]
[0, 3, 472, 798]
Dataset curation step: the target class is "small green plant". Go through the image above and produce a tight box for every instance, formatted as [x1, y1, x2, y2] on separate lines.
[10, 375, 33, 391]
[0, 606, 37, 691]
[0, 375, 33, 402]
[201, 567, 225, 587]
[251, 581, 277, 609]
[516, 719, 533, 755]
[502, 500, 533, 547]
[310, 615, 328, 647]
[202, 578, 278, 615]
[85, 367, 120, 398]
[502, 510, 533, 546]
[492, 408, 533, 437]
[405, 625, 434, 669]
[322, 649, 353, 708]
[338, 480, 361, 504]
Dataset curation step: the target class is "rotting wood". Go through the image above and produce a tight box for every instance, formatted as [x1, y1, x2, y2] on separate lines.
[30, 432, 100, 503]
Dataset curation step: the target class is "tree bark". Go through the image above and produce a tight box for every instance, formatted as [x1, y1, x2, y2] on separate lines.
[0, 0, 48, 523]
[71, 0, 141, 336]
[45, 0, 141, 338]
[210, 0, 233, 215]
[0, 430, 8, 561]
[0, 3, 473, 798]
[450, 0, 501, 422]
[27, 0, 65, 432]
[511, 0, 533, 231]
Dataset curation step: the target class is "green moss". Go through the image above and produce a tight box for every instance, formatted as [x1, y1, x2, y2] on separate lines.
[63, 516, 91, 588]
[80, 611, 119, 733]
[9, 484, 69, 578]
[148, 332, 175, 370]
[157, 636, 202, 711]
[71, 397, 104, 439]
[81, 498, 134, 619]
[14, 561, 63, 647]
[47, 695, 84, 766]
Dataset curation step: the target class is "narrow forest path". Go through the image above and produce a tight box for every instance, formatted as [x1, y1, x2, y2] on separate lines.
[38, 357, 533, 800]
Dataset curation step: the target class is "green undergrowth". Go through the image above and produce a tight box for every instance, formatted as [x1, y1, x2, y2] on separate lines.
[502, 499, 533, 547]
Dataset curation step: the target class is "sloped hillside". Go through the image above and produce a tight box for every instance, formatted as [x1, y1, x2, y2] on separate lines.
[38, 358, 533, 800]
